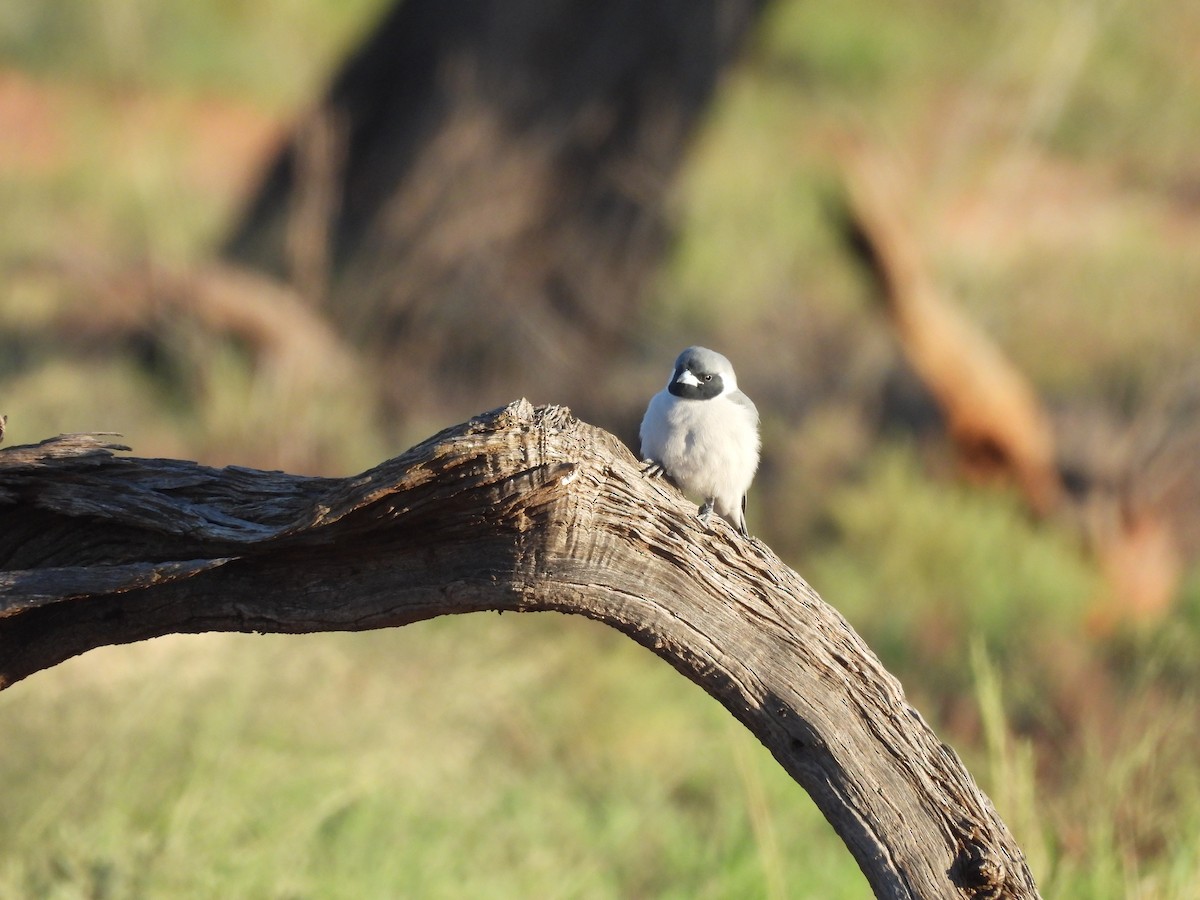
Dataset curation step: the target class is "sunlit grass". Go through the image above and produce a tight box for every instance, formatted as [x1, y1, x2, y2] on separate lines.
[0, 0, 390, 108]
[806, 444, 1097, 679]
[0, 618, 867, 899]
[0, 340, 386, 474]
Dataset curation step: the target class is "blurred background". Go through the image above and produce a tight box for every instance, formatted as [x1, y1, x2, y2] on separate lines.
[2, 0, 1199, 897]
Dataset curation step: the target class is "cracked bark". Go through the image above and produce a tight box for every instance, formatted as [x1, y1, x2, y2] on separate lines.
[0, 401, 1039, 899]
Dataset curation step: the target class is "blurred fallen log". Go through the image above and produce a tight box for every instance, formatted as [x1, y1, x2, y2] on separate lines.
[1061, 388, 1200, 629]
[43, 257, 360, 389]
[0, 401, 1040, 900]
[837, 139, 1063, 517]
[836, 139, 1192, 625]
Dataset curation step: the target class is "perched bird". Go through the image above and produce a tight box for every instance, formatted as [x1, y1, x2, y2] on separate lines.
[639, 346, 760, 535]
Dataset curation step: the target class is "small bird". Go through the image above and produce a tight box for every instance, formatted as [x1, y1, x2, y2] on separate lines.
[640, 346, 760, 535]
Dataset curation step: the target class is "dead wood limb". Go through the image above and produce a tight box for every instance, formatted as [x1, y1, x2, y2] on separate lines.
[32, 256, 360, 388]
[0, 401, 1040, 899]
[837, 139, 1193, 623]
[838, 139, 1063, 517]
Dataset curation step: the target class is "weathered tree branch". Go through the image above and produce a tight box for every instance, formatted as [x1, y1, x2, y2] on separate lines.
[837, 138, 1062, 518]
[836, 137, 1194, 624]
[0, 401, 1039, 899]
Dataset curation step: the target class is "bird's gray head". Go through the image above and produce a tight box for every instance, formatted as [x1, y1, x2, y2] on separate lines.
[667, 346, 738, 400]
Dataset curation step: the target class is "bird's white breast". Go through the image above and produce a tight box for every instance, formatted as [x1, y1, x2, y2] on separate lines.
[639, 390, 760, 505]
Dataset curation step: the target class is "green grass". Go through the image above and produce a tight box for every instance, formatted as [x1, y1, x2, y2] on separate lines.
[800, 445, 1200, 896]
[0, 0, 389, 108]
[0, 618, 867, 899]
[807, 445, 1096, 657]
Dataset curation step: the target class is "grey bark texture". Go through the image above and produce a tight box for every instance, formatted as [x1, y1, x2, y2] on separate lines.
[0, 400, 1039, 899]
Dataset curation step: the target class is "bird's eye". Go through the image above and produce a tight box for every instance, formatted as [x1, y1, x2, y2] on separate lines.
[703, 374, 713, 382]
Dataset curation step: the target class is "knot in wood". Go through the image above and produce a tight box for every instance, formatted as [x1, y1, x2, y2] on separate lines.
[949, 822, 1008, 899]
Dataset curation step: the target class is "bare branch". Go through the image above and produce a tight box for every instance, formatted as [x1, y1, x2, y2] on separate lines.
[837, 138, 1062, 517]
[836, 137, 1196, 625]
[0, 401, 1039, 899]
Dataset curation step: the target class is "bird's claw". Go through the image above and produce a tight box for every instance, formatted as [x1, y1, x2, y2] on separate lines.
[698, 499, 715, 528]
[641, 459, 666, 478]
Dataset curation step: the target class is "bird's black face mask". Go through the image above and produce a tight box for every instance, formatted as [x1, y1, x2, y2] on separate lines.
[669, 364, 724, 400]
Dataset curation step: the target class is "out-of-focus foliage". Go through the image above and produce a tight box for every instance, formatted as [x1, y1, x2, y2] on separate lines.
[0, 0, 385, 105]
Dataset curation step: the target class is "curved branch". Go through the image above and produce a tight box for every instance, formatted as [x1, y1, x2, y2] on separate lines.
[0, 401, 1039, 899]
[836, 137, 1062, 518]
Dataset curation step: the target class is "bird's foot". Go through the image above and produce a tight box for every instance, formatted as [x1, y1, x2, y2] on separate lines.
[641, 459, 666, 479]
[698, 499, 715, 528]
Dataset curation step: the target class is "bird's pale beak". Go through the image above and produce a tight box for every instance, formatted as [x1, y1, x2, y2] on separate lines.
[674, 369, 701, 388]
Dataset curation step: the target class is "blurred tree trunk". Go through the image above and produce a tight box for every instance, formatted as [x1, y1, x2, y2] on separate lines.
[223, 0, 769, 422]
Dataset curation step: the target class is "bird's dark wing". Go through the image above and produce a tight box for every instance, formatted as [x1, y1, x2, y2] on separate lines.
[728, 390, 759, 424]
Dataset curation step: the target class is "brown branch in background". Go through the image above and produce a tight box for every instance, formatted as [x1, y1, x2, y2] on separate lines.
[36, 256, 361, 391]
[1071, 394, 1199, 630]
[0, 401, 1041, 900]
[835, 136, 1190, 625]
[837, 137, 1063, 517]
